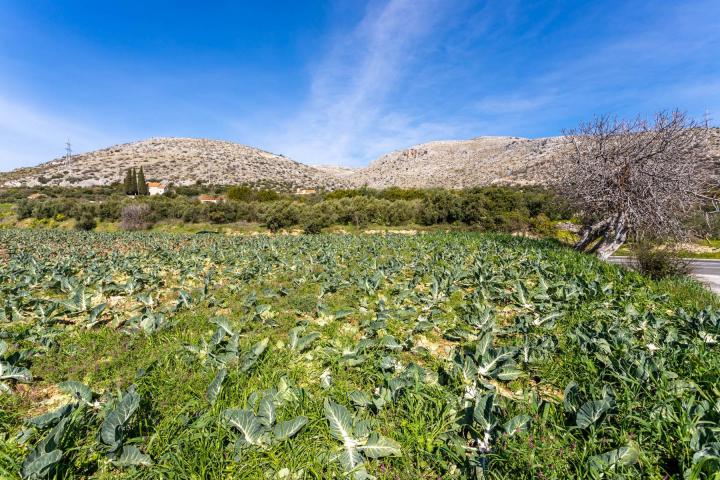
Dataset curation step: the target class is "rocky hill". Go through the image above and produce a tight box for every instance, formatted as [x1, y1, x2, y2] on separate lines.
[343, 136, 568, 189]
[0, 137, 349, 190]
[346, 128, 720, 189]
[3, 130, 718, 190]
[312, 165, 360, 179]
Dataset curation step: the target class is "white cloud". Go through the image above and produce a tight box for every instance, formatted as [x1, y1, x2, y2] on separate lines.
[256, 0, 720, 167]
[259, 0, 463, 167]
[0, 95, 112, 170]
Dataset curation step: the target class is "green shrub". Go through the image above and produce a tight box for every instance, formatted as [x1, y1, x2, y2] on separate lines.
[226, 185, 254, 202]
[74, 213, 97, 231]
[302, 220, 324, 234]
[630, 239, 689, 279]
[301, 206, 333, 234]
[263, 202, 299, 232]
[256, 189, 280, 202]
[16, 200, 33, 219]
[529, 213, 556, 237]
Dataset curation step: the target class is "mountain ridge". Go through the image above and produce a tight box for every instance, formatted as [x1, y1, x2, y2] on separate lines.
[3, 130, 718, 189]
[0, 137, 348, 190]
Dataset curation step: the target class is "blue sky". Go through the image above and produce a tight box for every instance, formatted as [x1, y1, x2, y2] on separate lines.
[1, 0, 718, 169]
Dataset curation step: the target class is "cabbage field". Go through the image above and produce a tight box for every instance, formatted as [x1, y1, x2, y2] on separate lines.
[0, 229, 719, 479]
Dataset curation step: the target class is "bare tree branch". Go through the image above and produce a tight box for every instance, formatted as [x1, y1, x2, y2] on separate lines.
[552, 110, 718, 259]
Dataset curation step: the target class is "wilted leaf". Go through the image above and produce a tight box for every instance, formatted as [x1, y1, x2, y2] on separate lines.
[296, 332, 320, 352]
[22, 417, 69, 479]
[563, 381, 580, 413]
[210, 317, 234, 336]
[0, 363, 32, 382]
[21, 449, 62, 480]
[27, 404, 74, 429]
[241, 338, 269, 372]
[320, 369, 332, 389]
[86, 303, 107, 326]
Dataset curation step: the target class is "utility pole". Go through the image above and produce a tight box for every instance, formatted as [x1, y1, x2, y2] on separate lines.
[703, 109, 712, 128]
[65, 139, 72, 163]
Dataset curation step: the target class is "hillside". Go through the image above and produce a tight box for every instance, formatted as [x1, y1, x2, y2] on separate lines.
[0, 137, 349, 190]
[3, 130, 718, 190]
[344, 136, 568, 188]
[0, 136, 569, 190]
[347, 128, 720, 189]
[312, 164, 360, 179]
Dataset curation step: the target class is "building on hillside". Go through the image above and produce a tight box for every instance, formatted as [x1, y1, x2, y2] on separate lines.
[198, 194, 224, 204]
[295, 188, 317, 195]
[147, 182, 168, 196]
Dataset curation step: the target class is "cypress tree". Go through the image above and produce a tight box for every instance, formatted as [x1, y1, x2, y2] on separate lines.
[130, 168, 138, 195]
[137, 167, 148, 195]
[123, 169, 133, 195]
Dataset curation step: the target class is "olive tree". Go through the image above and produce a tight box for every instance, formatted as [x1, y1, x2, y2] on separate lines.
[556, 110, 716, 259]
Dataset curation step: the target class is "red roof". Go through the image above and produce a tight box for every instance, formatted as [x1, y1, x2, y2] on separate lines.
[147, 182, 164, 188]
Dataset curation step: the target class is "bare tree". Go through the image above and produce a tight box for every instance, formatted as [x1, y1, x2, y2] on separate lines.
[120, 204, 153, 231]
[556, 110, 716, 259]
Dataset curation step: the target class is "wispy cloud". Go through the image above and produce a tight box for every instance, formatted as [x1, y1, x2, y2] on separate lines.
[4, 0, 717, 170]
[466, 0, 720, 136]
[258, 0, 720, 167]
[0, 95, 113, 170]
[261, 0, 462, 167]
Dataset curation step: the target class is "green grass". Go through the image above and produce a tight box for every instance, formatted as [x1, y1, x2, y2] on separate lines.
[0, 230, 719, 479]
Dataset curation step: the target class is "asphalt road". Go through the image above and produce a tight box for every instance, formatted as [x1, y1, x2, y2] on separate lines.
[608, 256, 720, 293]
[609, 256, 720, 274]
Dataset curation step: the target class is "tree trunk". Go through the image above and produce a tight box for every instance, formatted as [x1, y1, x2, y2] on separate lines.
[590, 213, 628, 260]
[573, 217, 611, 252]
[594, 226, 627, 259]
[574, 213, 628, 259]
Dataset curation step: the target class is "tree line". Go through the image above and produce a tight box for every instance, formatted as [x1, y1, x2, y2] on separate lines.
[14, 185, 570, 234]
[8, 109, 719, 256]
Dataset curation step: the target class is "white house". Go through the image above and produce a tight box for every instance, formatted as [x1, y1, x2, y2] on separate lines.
[147, 182, 168, 196]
